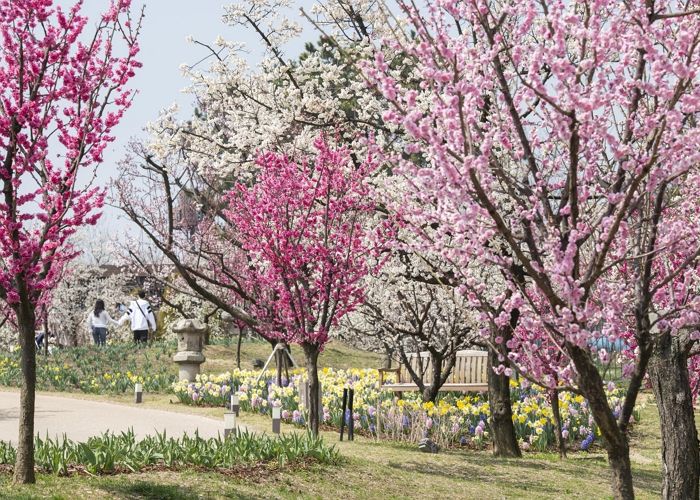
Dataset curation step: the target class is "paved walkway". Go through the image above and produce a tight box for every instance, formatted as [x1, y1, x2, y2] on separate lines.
[0, 391, 230, 444]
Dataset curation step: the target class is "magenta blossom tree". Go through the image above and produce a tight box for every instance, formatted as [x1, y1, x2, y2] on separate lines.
[0, 0, 141, 483]
[364, 1, 700, 498]
[225, 136, 379, 434]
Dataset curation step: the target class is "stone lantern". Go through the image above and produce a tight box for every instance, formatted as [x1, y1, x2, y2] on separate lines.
[172, 318, 207, 381]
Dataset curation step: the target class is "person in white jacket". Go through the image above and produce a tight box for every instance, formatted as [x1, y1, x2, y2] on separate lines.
[118, 290, 157, 344]
[87, 299, 118, 346]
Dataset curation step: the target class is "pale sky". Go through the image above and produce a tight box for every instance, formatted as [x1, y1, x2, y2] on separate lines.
[63, 1, 311, 232]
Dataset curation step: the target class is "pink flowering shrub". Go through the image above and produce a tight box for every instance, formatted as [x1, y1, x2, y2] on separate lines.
[225, 136, 377, 347]
[224, 136, 381, 434]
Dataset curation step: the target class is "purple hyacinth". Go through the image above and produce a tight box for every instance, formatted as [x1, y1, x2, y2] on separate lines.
[580, 432, 595, 451]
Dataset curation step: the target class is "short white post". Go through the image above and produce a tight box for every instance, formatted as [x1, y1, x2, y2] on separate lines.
[230, 393, 240, 416]
[134, 383, 143, 404]
[272, 406, 281, 434]
[224, 411, 237, 438]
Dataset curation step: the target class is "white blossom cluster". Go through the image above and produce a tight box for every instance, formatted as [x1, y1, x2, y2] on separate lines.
[144, 0, 398, 183]
[341, 250, 480, 360]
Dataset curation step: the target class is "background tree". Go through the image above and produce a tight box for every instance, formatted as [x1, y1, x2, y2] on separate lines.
[113, 1, 390, 352]
[0, 0, 141, 483]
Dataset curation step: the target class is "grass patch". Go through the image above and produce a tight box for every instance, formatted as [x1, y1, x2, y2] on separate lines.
[203, 340, 383, 372]
[0, 446, 661, 499]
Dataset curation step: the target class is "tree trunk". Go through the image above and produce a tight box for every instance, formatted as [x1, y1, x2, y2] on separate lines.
[382, 345, 393, 369]
[487, 344, 521, 458]
[648, 333, 699, 500]
[608, 444, 634, 500]
[43, 314, 49, 356]
[302, 342, 321, 436]
[236, 327, 243, 369]
[203, 316, 210, 345]
[422, 353, 443, 402]
[14, 303, 36, 484]
[550, 389, 566, 459]
[275, 347, 284, 387]
[569, 344, 634, 499]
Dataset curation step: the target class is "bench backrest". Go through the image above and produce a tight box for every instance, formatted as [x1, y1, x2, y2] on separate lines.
[399, 350, 489, 385]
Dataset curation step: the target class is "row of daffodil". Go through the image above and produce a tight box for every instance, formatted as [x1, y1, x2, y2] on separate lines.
[172, 367, 638, 451]
[0, 344, 176, 394]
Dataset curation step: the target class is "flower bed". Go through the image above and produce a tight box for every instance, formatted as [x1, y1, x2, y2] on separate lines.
[172, 368, 637, 451]
[0, 343, 176, 394]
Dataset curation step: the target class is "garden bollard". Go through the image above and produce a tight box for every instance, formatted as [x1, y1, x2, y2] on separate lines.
[224, 412, 237, 438]
[272, 406, 281, 434]
[134, 383, 143, 404]
[230, 393, 240, 417]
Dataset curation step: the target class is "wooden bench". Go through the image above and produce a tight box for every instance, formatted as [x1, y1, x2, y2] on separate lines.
[379, 349, 489, 394]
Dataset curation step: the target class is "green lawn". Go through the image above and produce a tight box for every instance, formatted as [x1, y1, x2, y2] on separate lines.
[202, 340, 383, 373]
[0, 391, 666, 499]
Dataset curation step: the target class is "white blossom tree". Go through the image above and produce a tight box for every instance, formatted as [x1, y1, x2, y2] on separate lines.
[47, 264, 131, 346]
[343, 252, 479, 402]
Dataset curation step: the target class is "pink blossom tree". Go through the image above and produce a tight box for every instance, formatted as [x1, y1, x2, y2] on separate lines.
[615, 183, 700, 498]
[364, 1, 700, 498]
[225, 136, 379, 434]
[0, 0, 141, 483]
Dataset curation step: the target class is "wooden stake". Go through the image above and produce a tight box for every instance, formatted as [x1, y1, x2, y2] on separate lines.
[340, 388, 348, 441]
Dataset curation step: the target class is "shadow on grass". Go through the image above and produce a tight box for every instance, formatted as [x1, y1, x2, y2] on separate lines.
[387, 459, 569, 496]
[386, 451, 662, 498]
[100, 480, 200, 500]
